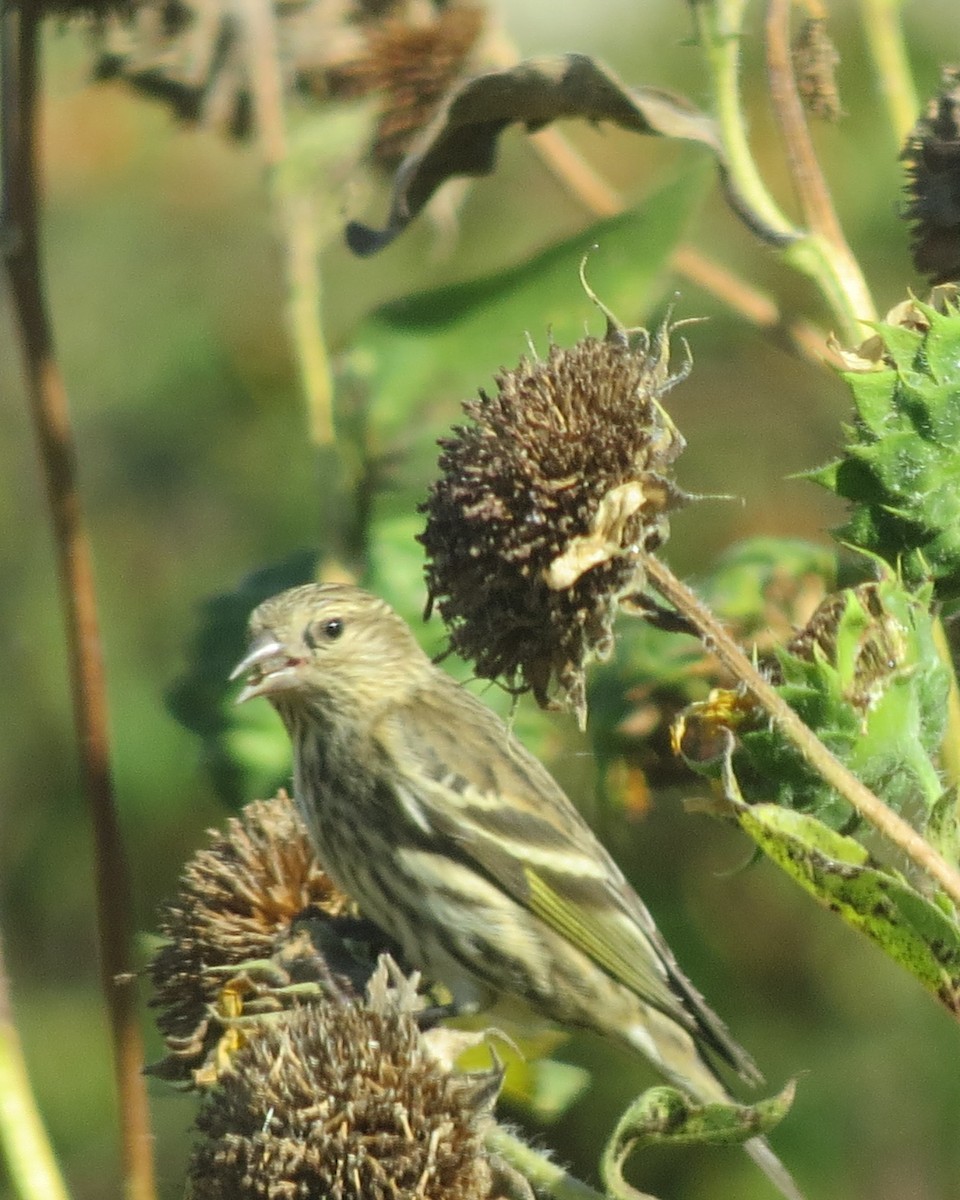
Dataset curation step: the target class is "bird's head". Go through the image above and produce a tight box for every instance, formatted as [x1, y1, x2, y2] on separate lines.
[231, 583, 430, 716]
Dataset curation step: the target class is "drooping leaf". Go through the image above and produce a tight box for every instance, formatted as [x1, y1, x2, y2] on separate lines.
[345, 53, 770, 255]
[735, 803, 960, 1017]
[601, 1083, 795, 1200]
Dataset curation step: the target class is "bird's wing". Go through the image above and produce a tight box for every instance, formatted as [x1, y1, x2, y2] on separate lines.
[376, 681, 759, 1080]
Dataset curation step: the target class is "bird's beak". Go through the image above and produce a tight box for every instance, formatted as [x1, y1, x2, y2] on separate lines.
[230, 633, 303, 704]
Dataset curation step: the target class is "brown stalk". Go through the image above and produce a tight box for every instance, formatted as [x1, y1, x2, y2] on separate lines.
[644, 553, 960, 911]
[763, 0, 875, 321]
[2, 10, 155, 1200]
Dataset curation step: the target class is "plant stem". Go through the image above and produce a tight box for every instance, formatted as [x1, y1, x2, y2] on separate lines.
[856, 0, 918, 147]
[485, 1126, 605, 1200]
[693, 0, 797, 244]
[643, 553, 960, 909]
[763, 0, 876, 327]
[242, 0, 335, 446]
[2, 11, 155, 1200]
[0, 928, 71, 1200]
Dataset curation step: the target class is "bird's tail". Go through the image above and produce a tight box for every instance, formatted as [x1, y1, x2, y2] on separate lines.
[627, 1013, 805, 1200]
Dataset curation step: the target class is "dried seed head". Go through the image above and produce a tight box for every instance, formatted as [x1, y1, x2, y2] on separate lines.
[96, 0, 484, 151]
[326, 4, 487, 167]
[420, 284, 689, 727]
[149, 792, 394, 1083]
[787, 582, 907, 715]
[792, 18, 842, 123]
[190, 964, 500, 1200]
[902, 67, 960, 284]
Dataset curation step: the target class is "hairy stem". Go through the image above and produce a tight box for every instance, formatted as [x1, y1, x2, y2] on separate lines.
[763, 0, 876, 326]
[644, 553, 960, 909]
[2, 11, 155, 1200]
[486, 1126, 605, 1200]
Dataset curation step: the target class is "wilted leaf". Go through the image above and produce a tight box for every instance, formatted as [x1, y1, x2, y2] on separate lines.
[735, 803, 960, 1016]
[600, 1083, 795, 1200]
[347, 53, 733, 255]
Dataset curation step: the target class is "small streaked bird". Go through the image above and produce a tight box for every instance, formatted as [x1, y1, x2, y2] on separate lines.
[232, 583, 802, 1200]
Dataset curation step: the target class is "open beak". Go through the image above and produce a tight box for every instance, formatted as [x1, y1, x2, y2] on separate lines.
[230, 634, 304, 704]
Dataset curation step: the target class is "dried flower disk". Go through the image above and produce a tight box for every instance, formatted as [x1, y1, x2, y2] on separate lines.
[420, 275, 690, 727]
[190, 962, 501, 1200]
[149, 792, 394, 1084]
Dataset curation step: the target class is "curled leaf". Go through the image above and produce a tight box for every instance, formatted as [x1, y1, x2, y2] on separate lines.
[734, 802, 960, 1017]
[600, 1084, 795, 1200]
[346, 53, 794, 255]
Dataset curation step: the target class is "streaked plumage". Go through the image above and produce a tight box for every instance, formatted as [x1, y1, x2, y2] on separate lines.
[232, 583, 802, 1200]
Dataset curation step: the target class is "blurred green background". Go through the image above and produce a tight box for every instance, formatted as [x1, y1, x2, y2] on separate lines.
[3, 3, 960, 1199]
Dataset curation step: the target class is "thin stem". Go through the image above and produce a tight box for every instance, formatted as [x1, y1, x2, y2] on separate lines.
[856, 0, 918, 147]
[0, 928, 71, 1200]
[764, 0, 843, 245]
[643, 553, 960, 910]
[485, 1126, 606, 1200]
[2, 11, 155, 1200]
[241, 0, 335, 446]
[693, 0, 797, 244]
[763, 0, 876, 325]
[670, 245, 829, 365]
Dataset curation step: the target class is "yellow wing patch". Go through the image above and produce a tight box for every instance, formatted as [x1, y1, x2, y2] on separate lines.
[523, 865, 684, 1022]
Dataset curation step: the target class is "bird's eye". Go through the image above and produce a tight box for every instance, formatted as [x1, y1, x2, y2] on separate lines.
[305, 617, 344, 649]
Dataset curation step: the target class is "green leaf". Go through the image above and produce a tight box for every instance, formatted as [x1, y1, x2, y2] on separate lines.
[167, 552, 319, 806]
[734, 574, 948, 825]
[601, 1083, 795, 1200]
[812, 303, 960, 597]
[735, 803, 960, 1016]
[353, 167, 710, 591]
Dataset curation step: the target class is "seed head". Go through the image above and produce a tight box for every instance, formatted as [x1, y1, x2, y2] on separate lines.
[420, 292, 689, 727]
[190, 963, 500, 1200]
[902, 67, 960, 284]
[149, 792, 392, 1084]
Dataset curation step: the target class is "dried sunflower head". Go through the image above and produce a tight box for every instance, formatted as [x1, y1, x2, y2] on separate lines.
[189, 960, 502, 1200]
[149, 791, 396, 1084]
[323, 3, 487, 168]
[419, 275, 691, 727]
[902, 66, 960, 285]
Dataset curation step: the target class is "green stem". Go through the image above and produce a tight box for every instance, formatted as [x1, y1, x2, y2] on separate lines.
[485, 1126, 605, 1200]
[0, 930, 71, 1200]
[692, 0, 873, 341]
[856, 0, 919, 147]
[692, 0, 797, 244]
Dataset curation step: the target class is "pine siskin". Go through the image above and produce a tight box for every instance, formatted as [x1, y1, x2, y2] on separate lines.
[232, 583, 802, 1200]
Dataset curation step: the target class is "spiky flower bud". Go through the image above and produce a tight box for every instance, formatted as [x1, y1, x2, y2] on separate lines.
[902, 67, 960, 284]
[189, 962, 501, 1200]
[149, 792, 394, 1084]
[419, 293, 690, 727]
[811, 301, 960, 599]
